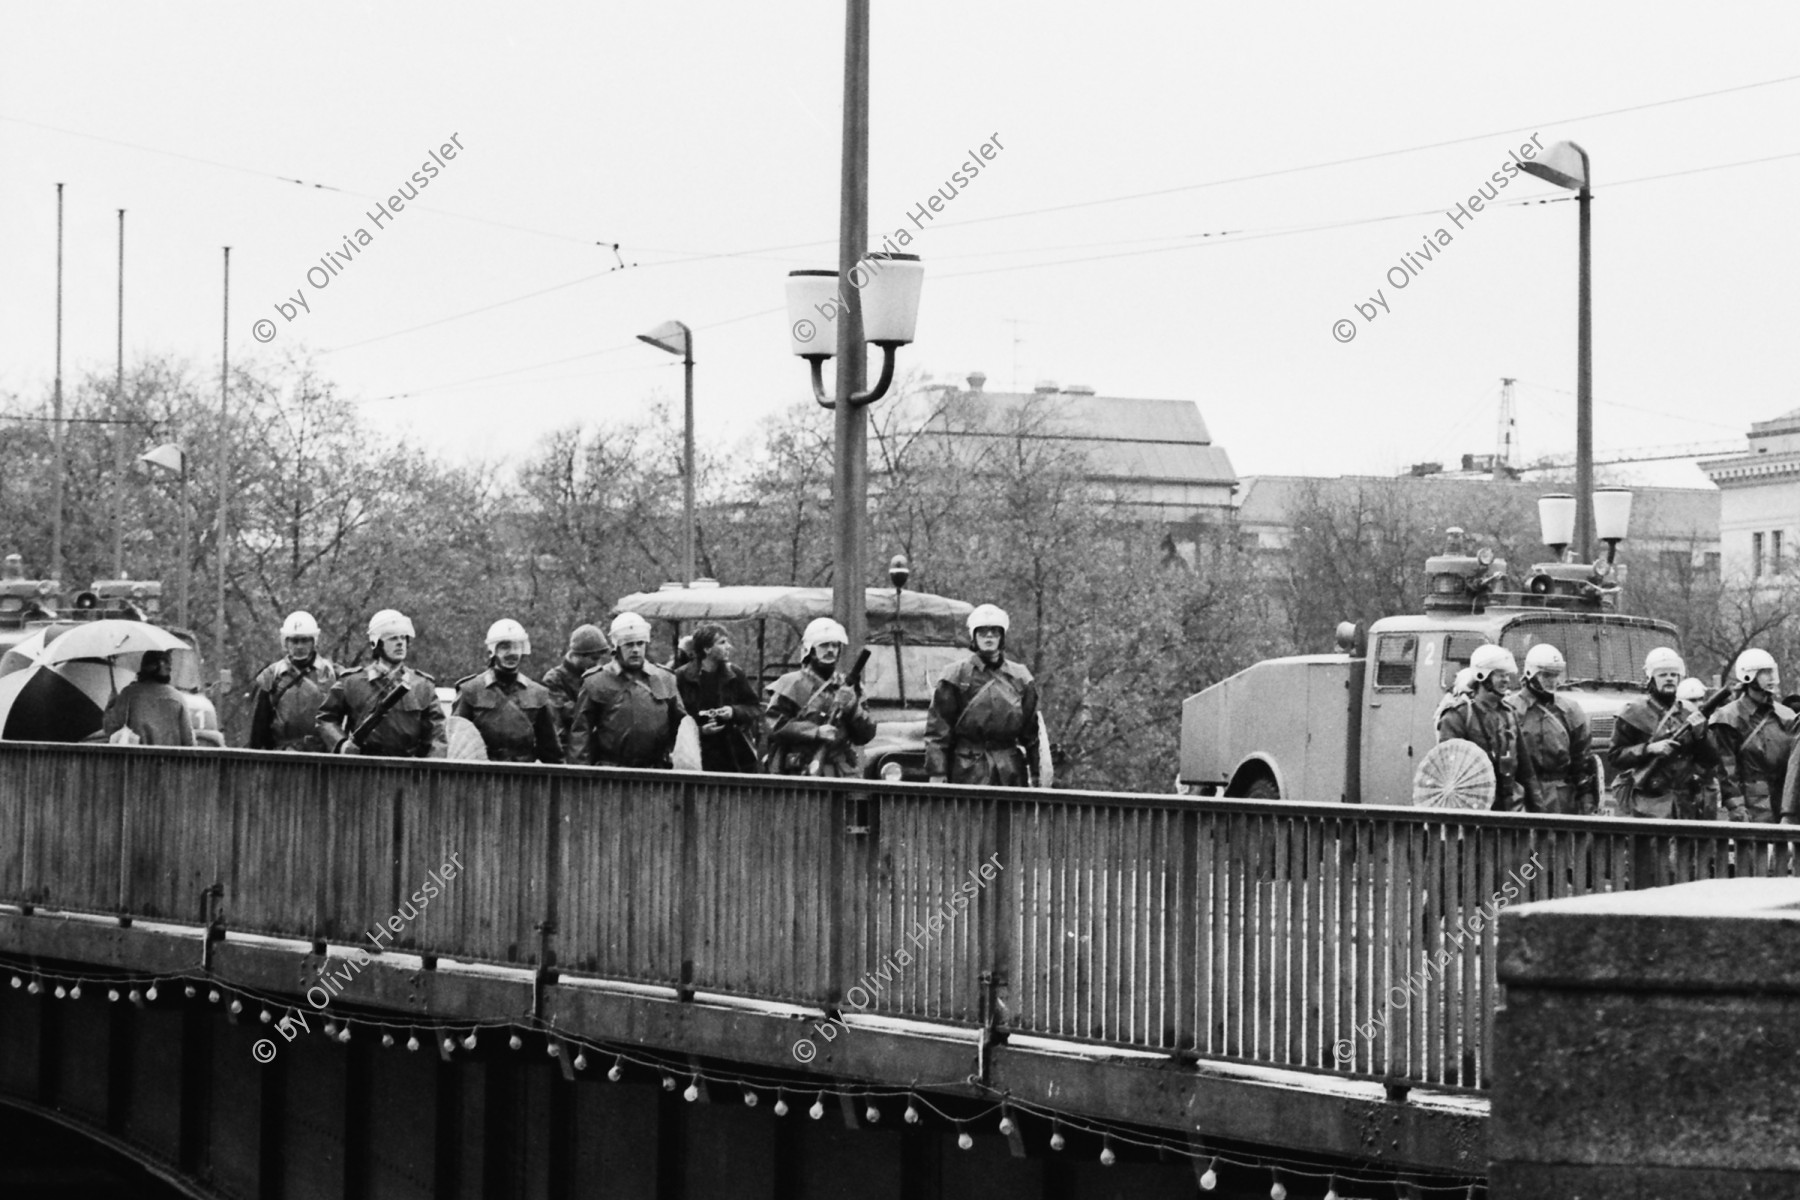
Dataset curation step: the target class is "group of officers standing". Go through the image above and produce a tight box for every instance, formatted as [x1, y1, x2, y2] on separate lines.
[241, 603, 1043, 786]
[1436, 641, 1800, 822]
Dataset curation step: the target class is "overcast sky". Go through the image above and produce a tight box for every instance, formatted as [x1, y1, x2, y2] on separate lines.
[4, 2, 1797, 482]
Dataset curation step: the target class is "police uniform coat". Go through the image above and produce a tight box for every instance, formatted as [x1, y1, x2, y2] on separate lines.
[452, 669, 563, 764]
[1505, 689, 1597, 815]
[249, 655, 339, 751]
[1710, 695, 1797, 822]
[1609, 692, 1717, 819]
[924, 653, 1041, 787]
[540, 659, 586, 750]
[570, 660, 685, 768]
[317, 664, 446, 758]
[674, 660, 763, 774]
[1436, 687, 1530, 810]
[765, 666, 876, 777]
[102, 681, 196, 747]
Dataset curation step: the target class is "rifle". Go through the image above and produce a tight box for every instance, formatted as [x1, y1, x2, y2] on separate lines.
[1625, 684, 1733, 791]
[806, 648, 872, 776]
[345, 672, 412, 751]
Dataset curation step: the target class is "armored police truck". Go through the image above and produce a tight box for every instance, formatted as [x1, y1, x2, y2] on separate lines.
[1178, 511, 1679, 806]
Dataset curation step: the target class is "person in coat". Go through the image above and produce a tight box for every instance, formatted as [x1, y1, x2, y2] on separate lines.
[248, 610, 338, 752]
[452, 619, 563, 763]
[569, 612, 686, 768]
[1710, 648, 1797, 823]
[541, 624, 608, 750]
[1609, 647, 1717, 819]
[673, 622, 762, 773]
[925, 604, 1042, 787]
[1437, 643, 1531, 809]
[317, 609, 446, 758]
[1505, 644, 1597, 814]
[765, 617, 876, 777]
[102, 650, 196, 746]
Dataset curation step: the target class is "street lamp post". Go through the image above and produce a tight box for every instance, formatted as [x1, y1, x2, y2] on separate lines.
[782, 1, 924, 656]
[1520, 141, 1593, 559]
[138, 443, 189, 628]
[637, 320, 696, 585]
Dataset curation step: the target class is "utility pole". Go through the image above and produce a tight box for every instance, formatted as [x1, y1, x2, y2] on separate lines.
[217, 248, 230, 690]
[50, 184, 65, 587]
[113, 209, 127, 578]
[830, 0, 872, 657]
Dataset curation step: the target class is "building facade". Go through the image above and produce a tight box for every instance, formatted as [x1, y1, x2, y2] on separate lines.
[1702, 409, 1800, 581]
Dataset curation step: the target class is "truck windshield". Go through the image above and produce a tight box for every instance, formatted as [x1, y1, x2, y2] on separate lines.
[859, 643, 967, 707]
[1500, 620, 1674, 687]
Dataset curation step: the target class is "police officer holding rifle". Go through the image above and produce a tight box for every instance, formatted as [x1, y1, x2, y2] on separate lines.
[317, 609, 446, 758]
[765, 618, 875, 778]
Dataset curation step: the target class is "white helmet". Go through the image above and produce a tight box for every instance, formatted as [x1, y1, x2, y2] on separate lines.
[367, 609, 415, 644]
[1522, 644, 1566, 681]
[485, 618, 531, 656]
[1734, 647, 1779, 687]
[1677, 677, 1708, 705]
[281, 610, 320, 640]
[801, 617, 849, 660]
[967, 604, 1010, 635]
[1644, 647, 1685, 679]
[609, 612, 652, 646]
[1468, 644, 1518, 683]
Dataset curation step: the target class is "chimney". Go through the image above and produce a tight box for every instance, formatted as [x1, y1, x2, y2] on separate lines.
[966, 371, 986, 393]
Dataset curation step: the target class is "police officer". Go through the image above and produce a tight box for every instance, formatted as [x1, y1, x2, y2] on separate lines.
[452, 619, 563, 763]
[317, 609, 446, 758]
[925, 604, 1043, 787]
[541, 624, 608, 749]
[766, 617, 876, 777]
[1506, 645, 1597, 814]
[248, 611, 339, 752]
[1436, 644, 1529, 809]
[1710, 648, 1797, 823]
[569, 612, 686, 768]
[1609, 647, 1716, 819]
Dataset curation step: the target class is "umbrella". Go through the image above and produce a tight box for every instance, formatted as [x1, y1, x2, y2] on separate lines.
[37, 619, 187, 668]
[0, 628, 50, 678]
[0, 657, 136, 742]
[1412, 738, 1497, 809]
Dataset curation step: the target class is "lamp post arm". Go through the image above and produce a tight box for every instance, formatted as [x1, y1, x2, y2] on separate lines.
[851, 344, 898, 409]
[809, 357, 834, 409]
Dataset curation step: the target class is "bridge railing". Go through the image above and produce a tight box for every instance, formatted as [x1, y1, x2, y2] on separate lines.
[2, 742, 1796, 1091]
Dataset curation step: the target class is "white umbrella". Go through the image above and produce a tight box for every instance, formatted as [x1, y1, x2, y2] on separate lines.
[0, 629, 50, 678]
[37, 619, 188, 667]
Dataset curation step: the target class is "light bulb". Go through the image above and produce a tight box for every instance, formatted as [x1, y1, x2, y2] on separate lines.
[225, 997, 238, 1013]
[462, 1033, 477, 1051]
[9, 976, 19, 988]
[145, 986, 157, 1001]
[548, 1043, 562, 1058]
[608, 1059, 624, 1083]
[1049, 1130, 1065, 1152]
[1200, 1160, 1219, 1191]
[406, 1036, 420, 1052]
[509, 1034, 523, 1051]
[662, 1075, 676, 1092]
[998, 1116, 1015, 1136]
[107, 988, 120, 1002]
[904, 1104, 920, 1125]
[442, 1037, 456, 1054]
[574, 1053, 588, 1071]
[325, 1021, 337, 1037]
[54, 985, 66, 999]
[809, 1097, 825, 1120]
[129, 988, 142, 1003]
[26, 981, 39, 995]
[208, 989, 220, 1003]
[957, 1130, 974, 1151]
[744, 1090, 758, 1107]
[864, 1104, 880, 1124]
[773, 1097, 789, 1116]
[338, 1026, 352, 1043]
[1100, 1145, 1116, 1167]
[184, 985, 196, 998]
[382, 1033, 395, 1048]
[1270, 1179, 1287, 1200]
[260, 1009, 273, 1024]
[1325, 1188, 1339, 1200]
[68, 984, 81, 999]
[684, 1081, 700, 1102]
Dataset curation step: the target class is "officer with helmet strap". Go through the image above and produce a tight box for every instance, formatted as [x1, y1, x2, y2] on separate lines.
[316, 609, 446, 758]
[765, 617, 875, 777]
[249, 610, 339, 752]
[1609, 647, 1717, 819]
[452, 619, 564, 763]
[925, 604, 1043, 787]
[1505, 644, 1597, 814]
[570, 612, 686, 768]
[542, 624, 609, 749]
[1437, 643, 1532, 809]
[1711, 648, 1797, 823]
